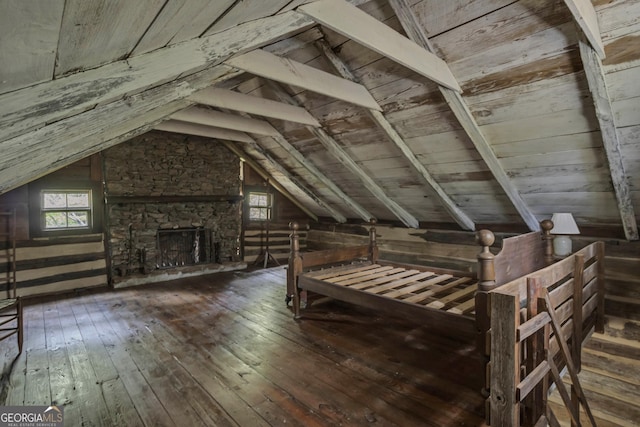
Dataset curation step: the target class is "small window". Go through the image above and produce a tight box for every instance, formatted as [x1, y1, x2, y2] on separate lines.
[248, 192, 271, 221]
[41, 190, 92, 230]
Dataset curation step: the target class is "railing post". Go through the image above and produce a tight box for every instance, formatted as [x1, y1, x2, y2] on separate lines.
[525, 277, 545, 426]
[541, 219, 554, 265]
[288, 221, 303, 319]
[596, 241, 606, 333]
[572, 253, 585, 427]
[476, 229, 496, 406]
[368, 218, 379, 263]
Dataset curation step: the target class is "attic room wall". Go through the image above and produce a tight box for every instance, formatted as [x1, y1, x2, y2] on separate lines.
[0, 156, 107, 297]
[102, 131, 245, 287]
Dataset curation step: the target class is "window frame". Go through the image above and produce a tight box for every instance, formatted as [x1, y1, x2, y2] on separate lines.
[40, 189, 93, 231]
[247, 191, 272, 222]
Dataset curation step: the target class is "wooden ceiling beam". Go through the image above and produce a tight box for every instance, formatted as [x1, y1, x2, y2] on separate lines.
[268, 81, 420, 229]
[155, 120, 255, 143]
[189, 87, 321, 127]
[298, 0, 461, 92]
[172, 107, 280, 136]
[0, 10, 315, 144]
[225, 49, 381, 111]
[389, 0, 541, 232]
[315, 37, 476, 231]
[563, 0, 606, 59]
[578, 36, 638, 240]
[0, 65, 241, 195]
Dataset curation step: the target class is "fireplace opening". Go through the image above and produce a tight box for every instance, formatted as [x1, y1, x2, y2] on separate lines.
[156, 228, 212, 268]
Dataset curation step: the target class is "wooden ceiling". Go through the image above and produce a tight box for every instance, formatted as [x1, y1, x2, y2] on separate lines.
[1, 0, 638, 239]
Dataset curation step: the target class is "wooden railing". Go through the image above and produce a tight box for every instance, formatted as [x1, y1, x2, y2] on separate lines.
[488, 241, 605, 426]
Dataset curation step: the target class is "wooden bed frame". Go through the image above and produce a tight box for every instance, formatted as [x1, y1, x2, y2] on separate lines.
[286, 220, 606, 424]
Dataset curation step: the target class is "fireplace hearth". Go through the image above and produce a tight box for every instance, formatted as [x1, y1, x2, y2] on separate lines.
[157, 228, 211, 268]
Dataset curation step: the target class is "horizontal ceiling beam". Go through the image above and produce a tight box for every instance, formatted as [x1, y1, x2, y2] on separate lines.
[298, 0, 461, 92]
[225, 49, 381, 111]
[189, 87, 321, 127]
[155, 120, 255, 143]
[0, 9, 315, 144]
[172, 107, 280, 136]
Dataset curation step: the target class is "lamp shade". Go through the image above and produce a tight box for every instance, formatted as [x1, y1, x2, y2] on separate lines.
[550, 213, 580, 235]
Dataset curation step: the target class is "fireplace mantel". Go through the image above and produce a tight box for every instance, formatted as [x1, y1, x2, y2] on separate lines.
[108, 195, 243, 204]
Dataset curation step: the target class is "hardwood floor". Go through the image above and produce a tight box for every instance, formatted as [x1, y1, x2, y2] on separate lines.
[0, 267, 486, 426]
[2, 266, 638, 426]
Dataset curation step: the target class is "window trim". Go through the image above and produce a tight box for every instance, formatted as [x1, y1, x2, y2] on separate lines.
[247, 191, 272, 222]
[41, 189, 93, 231]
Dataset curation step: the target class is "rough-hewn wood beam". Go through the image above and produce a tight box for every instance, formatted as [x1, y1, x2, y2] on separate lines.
[225, 49, 381, 111]
[172, 107, 280, 136]
[0, 10, 315, 144]
[389, 0, 541, 232]
[315, 37, 475, 231]
[189, 87, 321, 127]
[578, 36, 638, 240]
[0, 65, 241, 195]
[268, 81, 420, 228]
[298, 0, 461, 92]
[563, 0, 606, 59]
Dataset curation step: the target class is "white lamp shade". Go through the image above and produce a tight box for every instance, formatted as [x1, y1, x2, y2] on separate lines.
[550, 213, 580, 235]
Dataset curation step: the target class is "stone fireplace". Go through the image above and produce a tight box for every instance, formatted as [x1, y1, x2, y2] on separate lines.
[103, 130, 245, 286]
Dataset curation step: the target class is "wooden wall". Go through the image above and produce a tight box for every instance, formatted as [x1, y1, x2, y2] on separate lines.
[0, 155, 108, 297]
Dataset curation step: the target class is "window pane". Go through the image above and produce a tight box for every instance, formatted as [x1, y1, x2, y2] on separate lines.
[249, 193, 268, 207]
[43, 192, 67, 209]
[67, 211, 89, 227]
[44, 212, 68, 229]
[249, 207, 270, 221]
[67, 192, 90, 208]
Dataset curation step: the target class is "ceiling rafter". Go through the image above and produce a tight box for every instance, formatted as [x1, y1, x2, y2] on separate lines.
[389, 0, 541, 232]
[0, 65, 241, 195]
[297, 0, 461, 92]
[267, 81, 420, 229]
[189, 87, 321, 127]
[314, 37, 476, 231]
[562, 0, 606, 59]
[231, 109, 374, 222]
[577, 36, 638, 240]
[155, 120, 255, 143]
[0, 9, 315, 144]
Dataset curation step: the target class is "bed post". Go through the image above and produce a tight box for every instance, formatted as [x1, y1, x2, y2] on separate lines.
[288, 222, 303, 319]
[541, 219, 554, 265]
[475, 229, 496, 408]
[368, 218, 379, 263]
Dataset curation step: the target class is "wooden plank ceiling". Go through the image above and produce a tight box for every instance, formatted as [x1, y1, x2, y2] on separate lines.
[0, 0, 638, 238]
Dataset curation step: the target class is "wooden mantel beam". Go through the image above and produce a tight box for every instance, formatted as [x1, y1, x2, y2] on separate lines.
[578, 36, 638, 240]
[0, 9, 315, 144]
[563, 0, 606, 59]
[315, 37, 475, 231]
[389, 0, 541, 232]
[298, 0, 461, 92]
[268, 81, 420, 229]
[225, 49, 381, 111]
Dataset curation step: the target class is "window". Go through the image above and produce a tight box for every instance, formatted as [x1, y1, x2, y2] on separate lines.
[41, 190, 92, 230]
[248, 192, 271, 221]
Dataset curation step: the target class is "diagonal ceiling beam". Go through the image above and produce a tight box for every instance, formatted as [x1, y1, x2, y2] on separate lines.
[189, 87, 321, 127]
[172, 107, 280, 136]
[298, 0, 461, 92]
[155, 120, 255, 143]
[0, 65, 241, 195]
[233, 109, 374, 222]
[563, 0, 606, 59]
[225, 49, 381, 111]
[0, 10, 315, 144]
[577, 36, 638, 240]
[389, 0, 541, 232]
[315, 37, 476, 231]
[268, 81, 420, 228]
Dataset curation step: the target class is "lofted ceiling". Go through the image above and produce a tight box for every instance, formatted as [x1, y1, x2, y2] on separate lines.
[0, 0, 639, 239]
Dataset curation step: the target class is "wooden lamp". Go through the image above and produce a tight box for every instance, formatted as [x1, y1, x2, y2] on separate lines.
[550, 213, 580, 257]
